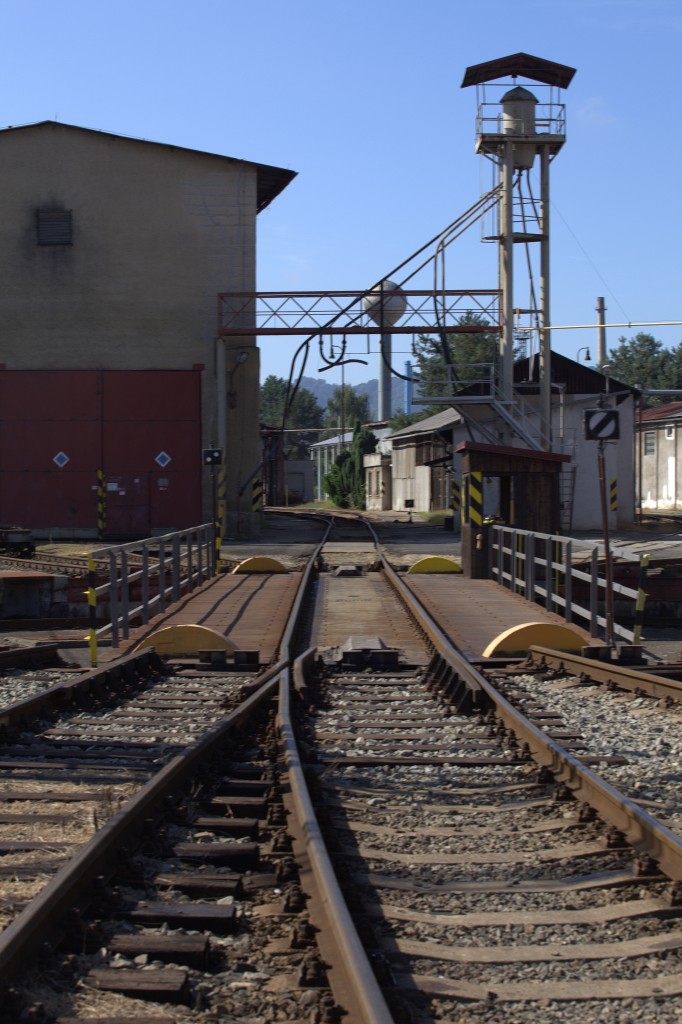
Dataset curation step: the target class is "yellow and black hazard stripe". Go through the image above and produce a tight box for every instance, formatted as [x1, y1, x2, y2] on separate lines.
[467, 472, 483, 527]
[252, 478, 264, 512]
[86, 553, 98, 668]
[450, 479, 461, 514]
[97, 469, 107, 539]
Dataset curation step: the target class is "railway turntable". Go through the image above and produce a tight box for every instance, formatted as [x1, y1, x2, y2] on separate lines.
[403, 571, 593, 661]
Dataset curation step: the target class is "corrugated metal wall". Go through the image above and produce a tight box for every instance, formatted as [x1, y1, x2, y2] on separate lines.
[0, 369, 201, 537]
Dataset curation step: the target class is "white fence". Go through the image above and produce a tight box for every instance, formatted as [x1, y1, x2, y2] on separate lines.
[91, 523, 216, 649]
[490, 526, 644, 643]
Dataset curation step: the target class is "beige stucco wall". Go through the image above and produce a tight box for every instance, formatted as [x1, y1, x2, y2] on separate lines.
[0, 122, 263, 536]
[363, 452, 392, 511]
[638, 420, 682, 512]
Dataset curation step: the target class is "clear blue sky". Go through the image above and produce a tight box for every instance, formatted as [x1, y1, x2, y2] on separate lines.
[4, 0, 681, 389]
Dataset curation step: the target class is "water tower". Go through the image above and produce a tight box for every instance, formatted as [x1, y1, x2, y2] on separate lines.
[364, 279, 407, 420]
[462, 53, 575, 447]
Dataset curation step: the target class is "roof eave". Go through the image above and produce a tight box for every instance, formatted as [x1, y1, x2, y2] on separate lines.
[461, 53, 576, 89]
[0, 120, 296, 213]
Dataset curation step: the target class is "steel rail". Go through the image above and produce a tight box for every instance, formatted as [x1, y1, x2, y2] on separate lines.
[0, 660, 285, 981]
[527, 645, 682, 704]
[0, 514, 348, 991]
[0, 648, 162, 731]
[366, 532, 682, 883]
[273, 512, 396, 1023]
[279, 660, 395, 1024]
[369, 522, 485, 704]
[0, 642, 62, 670]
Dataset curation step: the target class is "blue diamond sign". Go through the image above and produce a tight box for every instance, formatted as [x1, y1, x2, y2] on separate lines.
[53, 451, 70, 468]
[155, 451, 172, 468]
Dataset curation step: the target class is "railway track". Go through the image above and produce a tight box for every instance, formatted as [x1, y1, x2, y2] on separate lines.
[0, 551, 154, 576]
[2, 510, 682, 1021]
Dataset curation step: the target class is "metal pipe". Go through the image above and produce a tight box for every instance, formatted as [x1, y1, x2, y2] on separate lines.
[378, 332, 392, 420]
[515, 320, 682, 331]
[500, 140, 515, 406]
[597, 442, 615, 646]
[539, 147, 551, 448]
[596, 296, 607, 365]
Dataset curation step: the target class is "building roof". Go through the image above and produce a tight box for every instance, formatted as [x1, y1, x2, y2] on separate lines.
[309, 431, 354, 450]
[0, 121, 296, 213]
[513, 352, 636, 398]
[639, 401, 682, 424]
[309, 425, 393, 451]
[456, 440, 570, 464]
[389, 408, 461, 439]
[461, 53, 576, 89]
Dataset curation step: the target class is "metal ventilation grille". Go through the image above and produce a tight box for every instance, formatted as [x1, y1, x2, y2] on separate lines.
[37, 209, 73, 245]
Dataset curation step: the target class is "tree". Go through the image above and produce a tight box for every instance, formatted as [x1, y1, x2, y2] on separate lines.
[324, 424, 377, 508]
[603, 333, 679, 403]
[260, 375, 324, 458]
[324, 385, 371, 433]
[412, 312, 502, 414]
[388, 409, 423, 431]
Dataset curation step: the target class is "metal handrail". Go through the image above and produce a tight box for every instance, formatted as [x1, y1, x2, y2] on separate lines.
[90, 523, 216, 648]
[490, 525, 642, 642]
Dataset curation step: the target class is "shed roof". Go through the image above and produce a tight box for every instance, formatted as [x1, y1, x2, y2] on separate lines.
[461, 53, 576, 89]
[0, 120, 296, 213]
[513, 352, 636, 398]
[389, 408, 461, 439]
[639, 401, 682, 423]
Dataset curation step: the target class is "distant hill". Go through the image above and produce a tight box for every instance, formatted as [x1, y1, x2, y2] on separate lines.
[299, 375, 408, 421]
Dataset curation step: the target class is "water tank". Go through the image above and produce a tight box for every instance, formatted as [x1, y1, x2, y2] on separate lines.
[501, 86, 537, 169]
[363, 280, 407, 330]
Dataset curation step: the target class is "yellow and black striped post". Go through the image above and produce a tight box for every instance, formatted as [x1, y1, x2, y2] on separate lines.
[215, 464, 226, 570]
[97, 469, 107, 539]
[467, 471, 483, 527]
[610, 478, 618, 512]
[451, 479, 461, 515]
[252, 478, 264, 513]
[633, 553, 650, 646]
[86, 553, 98, 668]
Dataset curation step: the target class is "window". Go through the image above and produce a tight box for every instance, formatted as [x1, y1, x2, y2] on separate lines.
[37, 209, 72, 245]
[644, 431, 656, 455]
[665, 424, 675, 440]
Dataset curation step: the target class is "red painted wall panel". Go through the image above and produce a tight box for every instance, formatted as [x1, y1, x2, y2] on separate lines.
[0, 369, 202, 536]
[0, 371, 100, 422]
[0, 422, 99, 472]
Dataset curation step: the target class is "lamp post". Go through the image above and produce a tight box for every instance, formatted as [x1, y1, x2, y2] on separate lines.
[577, 346, 591, 363]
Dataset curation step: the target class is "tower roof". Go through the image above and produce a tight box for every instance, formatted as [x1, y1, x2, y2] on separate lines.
[461, 53, 576, 89]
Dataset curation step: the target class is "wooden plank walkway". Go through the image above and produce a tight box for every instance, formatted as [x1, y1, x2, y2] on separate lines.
[108, 572, 303, 665]
[310, 576, 430, 666]
[403, 574, 593, 660]
[104, 569, 590, 667]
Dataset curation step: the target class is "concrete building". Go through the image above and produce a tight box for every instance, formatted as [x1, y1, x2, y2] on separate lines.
[376, 355, 639, 532]
[309, 426, 392, 502]
[0, 121, 295, 538]
[364, 451, 392, 511]
[638, 402, 682, 513]
[389, 409, 455, 515]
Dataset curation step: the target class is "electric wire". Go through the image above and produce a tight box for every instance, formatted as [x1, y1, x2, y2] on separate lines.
[276, 183, 505, 451]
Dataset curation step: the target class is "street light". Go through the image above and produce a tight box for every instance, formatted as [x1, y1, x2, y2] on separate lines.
[577, 346, 591, 362]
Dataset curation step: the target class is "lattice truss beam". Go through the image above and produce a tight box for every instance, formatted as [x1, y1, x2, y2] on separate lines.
[218, 183, 504, 347]
[217, 289, 501, 337]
